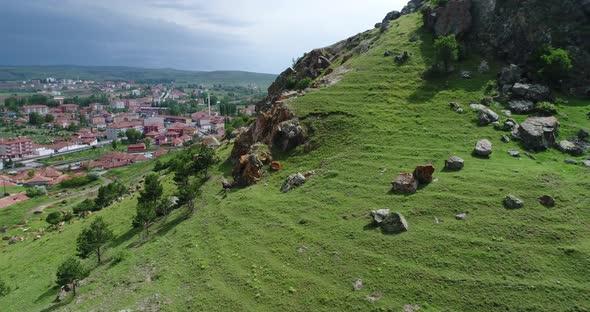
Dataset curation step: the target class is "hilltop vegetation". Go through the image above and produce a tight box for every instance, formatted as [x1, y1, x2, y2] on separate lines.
[0, 11, 589, 312]
[0, 65, 276, 87]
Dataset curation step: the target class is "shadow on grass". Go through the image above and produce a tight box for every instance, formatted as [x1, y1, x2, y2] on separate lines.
[155, 211, 189, 238]
[110, 227, 140, 249]
[39, 290, 75, 312]
[35, 286, 59, 304]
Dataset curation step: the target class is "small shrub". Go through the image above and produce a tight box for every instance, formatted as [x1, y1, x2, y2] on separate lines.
[286, 77, 297, 90]
[26, 185, 47, 198]
[73, 199, 96, 214]
[46, 212, 63, 226]
[0, 278, 10, 297]
[535, 101, 558, 116]
[295, 78, 312, 90]
[538, 46, 572, 83]
[434, 34, 459, 72]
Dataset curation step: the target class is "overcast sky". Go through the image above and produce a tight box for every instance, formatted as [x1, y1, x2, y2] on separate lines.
[0, 0, 408, 73]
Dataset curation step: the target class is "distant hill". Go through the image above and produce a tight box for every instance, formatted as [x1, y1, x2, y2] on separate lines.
[0, 65, 277, 88]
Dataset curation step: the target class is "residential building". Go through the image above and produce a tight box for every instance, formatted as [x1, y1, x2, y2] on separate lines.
[107, 121, 143, 140]
[0, 138, 33, 159]
[22, 105, 50, 115]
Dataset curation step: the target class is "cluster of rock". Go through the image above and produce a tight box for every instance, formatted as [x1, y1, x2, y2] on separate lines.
[557, 129, 590, 156]
[375, 10, 402, 32]
[391, 164, 435, 194]
[511, 117, 559, 151]
[370, 209, 409, 233]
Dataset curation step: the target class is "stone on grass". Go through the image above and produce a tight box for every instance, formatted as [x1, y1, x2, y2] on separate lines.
[504, 194, 524, 209]
[501, 135, 511, 143]
[455, 213, 467, 220]
[508, 149, 520, 157]
[508, 100, 534, 114]
[565, 159, 579, 165]
[353, 278, 364, 291]
[280, 173, 306, 193]
[474, 139, 493, 157]
[511, 83, 553, 102]
[392, 173, 418, 194]
[511, 117, 559, 151]
[558, 140, 585, 156]
[413, 164, 435, 184]
[445, 156, 464, 170]
[270, 161, 282, 172]
[370, 209, 391, 225]
[381, 212, 408, 233]
[478, 61, 490, 73]
[583, 160, 590, 167]
[539, 195, 556, 207]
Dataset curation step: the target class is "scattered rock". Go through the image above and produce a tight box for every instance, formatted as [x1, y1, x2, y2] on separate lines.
[508, 149, 520, 157]
[539, 195, 556, 207]
[392, 173, 418, 194]
[503, 119, 518, 131]
[8, 236, 23, 244]
[457, 108, 464, 114]
[565, 159, 579, 165]
[455, 213, 467, 220]
[450, 102, 461, 110]
[511, 83, 553, 103]
[384, 50, 394, 57]
[471, 104, 499, 126]
[413, 164, 435, 184]
[434, 217, 441, 224]
[409, 33, 419, 42]
[371, 209, 391, 225]
[270, 161, 282, 172]
[558, 140, 584, 156]
[381, 212, 408, 233]
[501, 135, 511, 143]
[274, 119, 306, 152]
[504, 194, 524, 209]
[395, 51, 411, 64]
[353, 278, 364, 291]
[500, 110, 512, 117]
[498, 64, 522, 87]
[508, 100, 534, 114]
[280, 173, 306, 193]
[583, 160, 590, 167]
[221, 178, 233, 189]
[445, 156, 464, 170]
[366, 291, 383, 303]
[474, 139, 493, 157]
[404, 304, 422, 312]
[478, 60, 490, 73]
[481, 96, 494, 106]
[511, 117, 559, 151]
[297, 246, 308, 253]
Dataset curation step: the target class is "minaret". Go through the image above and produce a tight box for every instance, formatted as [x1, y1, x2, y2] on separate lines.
[208, 93, 211, 116]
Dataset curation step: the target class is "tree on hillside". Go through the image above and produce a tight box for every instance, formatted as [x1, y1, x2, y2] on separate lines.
[44, 114, 55, 123]
[76, 217, 114, 265]
[56, 257, 88, 296]
[125, 128, 143, 144]
[133, 174, 162, 236]
[434, 34, 459, 72]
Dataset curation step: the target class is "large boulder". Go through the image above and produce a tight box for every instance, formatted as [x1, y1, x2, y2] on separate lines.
[558, 140, 585, 156]
[474, 139, 493, 157]
[423, 0, 473, 37]
[508, 100, 534, 114]
[511, 117, 559, 151]
[413, 164, 435, 184]
[471, 104, 499, 126]
[281, 173, 306, 193]
[392, 173, 418, 194]
[445, 156, 464, 170]
[498, 64, 522, 87]
[273, 119, 305, 152]
[511, 83, 553, 103]
[232, 144, 272, 186]
[381, 212, 409, 233]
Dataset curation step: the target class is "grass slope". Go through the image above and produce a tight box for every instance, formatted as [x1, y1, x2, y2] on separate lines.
[0, 65, 276, 87]
[1, 13, 589, 311]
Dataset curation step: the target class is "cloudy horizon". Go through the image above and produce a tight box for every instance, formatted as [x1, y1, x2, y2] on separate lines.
[0, 0, 407, 74]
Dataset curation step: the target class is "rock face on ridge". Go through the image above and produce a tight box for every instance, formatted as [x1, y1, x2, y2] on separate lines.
[421, 0, 590, 96]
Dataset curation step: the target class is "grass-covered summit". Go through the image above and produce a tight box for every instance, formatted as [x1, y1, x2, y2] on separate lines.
[1, 13, 589, 311]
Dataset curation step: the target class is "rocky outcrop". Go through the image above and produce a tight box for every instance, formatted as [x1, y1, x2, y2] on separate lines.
[511, 83, 553, 103]
[511, 117, 559, 151]
[508, 100, 534, 114]
[401, 0, 427, 14]
[281, 173, 306, 193]
[423, 0, 473, 37]
[231, 144, 272, 186]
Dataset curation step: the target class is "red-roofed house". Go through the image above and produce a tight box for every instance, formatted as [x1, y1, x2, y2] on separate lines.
[127, 143, 146, 153]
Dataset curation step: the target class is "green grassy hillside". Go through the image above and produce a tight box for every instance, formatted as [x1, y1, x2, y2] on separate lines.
[1, 13, 589, 311]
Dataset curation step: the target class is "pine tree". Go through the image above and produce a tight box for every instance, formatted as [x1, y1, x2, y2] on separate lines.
[56, 257, 88, 296]
[76, 217, 114, 265]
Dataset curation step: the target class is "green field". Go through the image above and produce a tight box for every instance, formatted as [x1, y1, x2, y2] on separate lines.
[0, 13, 589, 311]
